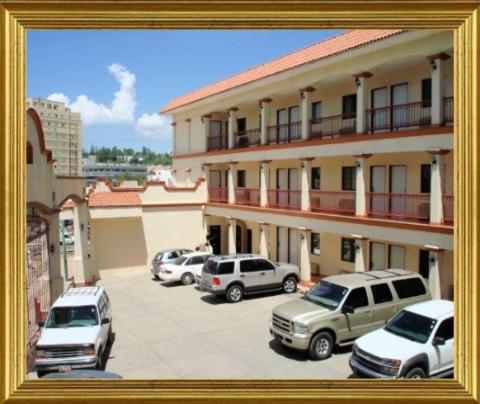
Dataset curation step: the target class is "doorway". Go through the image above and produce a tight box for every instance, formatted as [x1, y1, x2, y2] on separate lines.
[390, 165, 407, 218]
[277, 227, 288, 263]
[370, 242, 385, 270]
[208, 225, 221, 255]
[371, 87, 387, 131]
[288, 228, 298, 265]
[391, 83, 408, 128]
[370, 166, 387, 215]
[236, 225, 242, 253]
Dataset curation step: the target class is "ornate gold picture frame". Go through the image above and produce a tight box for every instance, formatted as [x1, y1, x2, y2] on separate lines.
[0, 1, 478, 402]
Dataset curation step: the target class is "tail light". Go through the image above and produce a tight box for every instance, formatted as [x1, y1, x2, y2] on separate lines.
[212, 276, 220, 286]
[164, 270, 173, 274]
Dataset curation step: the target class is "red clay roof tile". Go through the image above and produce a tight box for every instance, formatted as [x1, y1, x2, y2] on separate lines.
[88, 191, 141, 208]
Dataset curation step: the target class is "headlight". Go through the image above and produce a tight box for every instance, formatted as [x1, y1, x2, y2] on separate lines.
[293, 322, 308, 334]
[83, 345, 96, 356]
[352, 344, 358, 356]
[382, 358, 402, 367]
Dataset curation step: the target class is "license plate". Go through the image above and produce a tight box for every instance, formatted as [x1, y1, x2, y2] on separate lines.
[58, 365, 72, 373]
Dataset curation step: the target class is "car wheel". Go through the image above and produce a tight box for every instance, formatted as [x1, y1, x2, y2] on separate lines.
[95, 348, 104, 370]
[181, 272, 194, 285]
[153, 274, 160, 280]
[309, 332, 333, 360]
[405, 367, 426, 379]
[36, 370, 49, 378]
[226, 285, 244, 303]
[108, 326, 114, 345]
[282, 276, 297, 294]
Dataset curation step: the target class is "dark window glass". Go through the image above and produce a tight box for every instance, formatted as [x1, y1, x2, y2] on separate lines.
[311, 167, 321, 190]
[237, 170, 246, 187]
[190, 256, 207, 265]
[342, 166, 356, 191]
[392, 277, 427, 299]
[422, 78, 432, 107]
[421, 164, 431, 193]
[168, 251, 179, 259]
[435, 317, 453, 340]
[217, 261, 234, 275]
[341, 238, 356, 262]
[344, 287, 369, 309]
[419, 249, 430, 279]
[27, 142, 33, 164]
[312, 101, 322, 120]
[255, 259, 275, 270]
[237, 117, 246, 133]
[240, 259, 258, 273]
[371, 283, 393, 304]
[342, 94, 357, 117]
[311, 233, 320, 255]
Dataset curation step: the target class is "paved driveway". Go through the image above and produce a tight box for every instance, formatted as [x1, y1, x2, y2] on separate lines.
[98, 266, 352, 379]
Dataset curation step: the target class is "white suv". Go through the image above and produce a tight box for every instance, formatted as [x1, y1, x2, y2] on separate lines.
[350, 299, 453, 379]
[34, 286, 113, 377]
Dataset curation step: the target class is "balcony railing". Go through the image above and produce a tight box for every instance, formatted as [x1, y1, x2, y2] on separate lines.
[443, 96, 454, 124]
[207, 134, 227, 151]
[442, 194, 454, 224]
[366, 192, 430, 222]
[234, 187, 260, 206]
[267, 189, 301, 210]
[310, 113, 357, 139]
[310, 190, 356, 215]
[234, 129, 261, 148]
[208, 187, 228, 203]
[267, 121, 302, 144]
[365, 101, 432, 133]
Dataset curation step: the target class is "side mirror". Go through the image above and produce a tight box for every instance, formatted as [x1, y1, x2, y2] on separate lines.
[341, 305, 355, 314]
[38, 321, 45, 327]
[101, 318, 110, 325]
[432, 336, 446, 346]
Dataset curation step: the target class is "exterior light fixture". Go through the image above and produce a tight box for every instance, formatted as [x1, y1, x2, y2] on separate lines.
[260, 227, 263, 233]
[354, 160, 361, 168]
[80, 223, 85, 231]
[431, 155, 437, 165]
[355, 78, 361, 87]
[300, 92, 305, 100]
[431, 60, 437, 71]
[259, 102, 263, 110]
[300, 233, 305, 240]
[429, 255, 436, 264]
[50, 244, 55, 254]
[301, 161, 306, 169]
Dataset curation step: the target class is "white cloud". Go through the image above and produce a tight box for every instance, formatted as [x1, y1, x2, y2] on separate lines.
[47, 92, 70, 105]
[135, 113, 172, 139]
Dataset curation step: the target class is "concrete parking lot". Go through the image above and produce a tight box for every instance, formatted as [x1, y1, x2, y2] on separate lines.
[95, 266, 352, 379]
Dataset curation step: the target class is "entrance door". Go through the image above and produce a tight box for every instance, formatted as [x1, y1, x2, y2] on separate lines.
[390, 165, 407, 218]
[288, 106, 299, 140]
[391, 83, 408, 128]
[276, 168, 288, 207]
[370, 242, 385, 270]
[277, 227, 288, 263]
[288, 168, 299, 208]
[236, 225, 242, 253]
[371, 87, 387, 131]
[246, 229, 253, 254]
[208, 225, 221, 255]
[389, 245, 406, 269]
[277, 108, 288, 142]
[419, 249, 430, 279]
[370, 166, 387, 216]
[288, 229, 298, 265]
[209, 170, 221, 188]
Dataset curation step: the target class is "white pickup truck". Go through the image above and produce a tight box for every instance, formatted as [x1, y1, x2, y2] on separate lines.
[34, 286, 113, 377]
[350, 299, 453, 379]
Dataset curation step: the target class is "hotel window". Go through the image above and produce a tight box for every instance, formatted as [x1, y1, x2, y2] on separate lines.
[237, 170, 246, 188]
[311, 167, 321, 190]
[342, 166, 356, 191]
[311, 233, 320, 255]
[342, 94, 357, 118]
[341, 237, 356, 263]
[312, 101, 322, 120]
[421, 164, 431, 193]
[422, 78, 432, 108]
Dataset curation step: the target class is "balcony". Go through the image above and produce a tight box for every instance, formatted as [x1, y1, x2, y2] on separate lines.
[268, 189, 301, 210]
[208, 187, 228, 203]
[267, 121, 302, 144]
[310, 113, 356, 139]
[366, 192, 430, 222]
[443, 96, 454, 124]
[234, 129, 261, 148]
[207, 134, 227, 152]
[234, 187, 260, 206]
[310, 190, 356, 215]
[365, 101, 431, 133]
[442, 194, 454, 224]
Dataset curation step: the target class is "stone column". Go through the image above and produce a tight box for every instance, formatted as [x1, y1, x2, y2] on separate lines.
[353, 72, 372, 134]
[428, 149, 450, 224]
[227, 162, 238, 204]
[228, 107, 238, 149]
[48, 213, 64, 300]
[72, 201, 92, 284]
[259, 221, 270, 258]
[354, 153, 372, 217]
[427, 53, 450, 125]
[352, 235, 369, 272]
[201, 114, 211, 152]
[227, 218, 237, 254]
[425, 247, 444, 299]
[298, 227, 312, 283]
[300, 87, 315, 141]
[260, 160, 271, 207]
[260, 98, 272, 145]
[171, 122, 177, 156]
[300, 157, 313, 211]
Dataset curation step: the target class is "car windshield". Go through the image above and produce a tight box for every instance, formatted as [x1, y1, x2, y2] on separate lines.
[384, 310, 437, 343]
[172, 256, 188, 265]
[303, 281, 348, 310]
[45, 305, 99, 328]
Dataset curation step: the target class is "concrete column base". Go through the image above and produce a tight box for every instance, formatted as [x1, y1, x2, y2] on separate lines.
[50, 276, 66, 301]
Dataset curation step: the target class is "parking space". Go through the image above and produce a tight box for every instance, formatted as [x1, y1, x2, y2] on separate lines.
[97, 266, 352, 379]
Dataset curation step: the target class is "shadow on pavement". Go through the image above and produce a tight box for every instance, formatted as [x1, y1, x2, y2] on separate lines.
[268, 338, 353, 362]
[200, 290, 298, 306]
[159, 281, 183, 288]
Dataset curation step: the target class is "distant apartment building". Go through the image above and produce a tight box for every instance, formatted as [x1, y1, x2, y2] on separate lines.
[83, 162, 147, 181]
[26, 97, 82, 176]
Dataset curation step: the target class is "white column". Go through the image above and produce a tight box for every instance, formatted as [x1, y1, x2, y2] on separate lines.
[259, 222, 270, 258]
[171, 122, 177, 156]
[227, 218, 237, 254]
[354, 73, 372, 134]
[184, 169, 192, 187]
[300, 87, 314, 140]
[354, 154, 371, 216]
[48, 213, 64, 300]
[201, 114, 211, 152]
[260, 160, 271, 207]
[260, 98, 272, 145]
[228, 107, 238, 149]
[298, 228, 312, 283]
[429, 150, 449, 224]
[353, 237, 369, 272]
[300, 158, 312, 211]
[72, 202, 92, 284]
[429, 54, 449, 125]
[427, 249, 443, 299]
[227, 162, 237, 204]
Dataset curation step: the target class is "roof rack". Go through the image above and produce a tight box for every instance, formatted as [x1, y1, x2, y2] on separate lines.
[62, 286, 101, 298]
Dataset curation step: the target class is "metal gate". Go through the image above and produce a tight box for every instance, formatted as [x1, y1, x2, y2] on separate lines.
[26, 216, 51, 371]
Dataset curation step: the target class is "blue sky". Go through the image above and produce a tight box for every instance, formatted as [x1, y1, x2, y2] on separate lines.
[27, 30, 341, 152]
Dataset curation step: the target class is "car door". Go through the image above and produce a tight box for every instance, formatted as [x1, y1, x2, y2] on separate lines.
[188, 255, 210, 276]
[370, 282, 398, 330]
[97, 296, 109, 346]
[239, 259, 264, 291]
[340, 287, 373, 339]
[430, 317, 454, 375]
[255, 258, 278, 288]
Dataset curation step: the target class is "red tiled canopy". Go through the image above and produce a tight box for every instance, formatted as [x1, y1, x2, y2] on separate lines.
[88, 191, 141, 208]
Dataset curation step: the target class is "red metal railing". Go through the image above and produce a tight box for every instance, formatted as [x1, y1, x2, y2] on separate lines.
[365, 101, 432, 133]
[366, 192, 430, 222]
[442, 194, 454, 224]
[235, 187, 260, 206]
[207, 134, 227, 151]
[310, 190, 356, 215]
[310, 113, 357, 139]
[443, 97, 454, 124]
[267, 121, 302, 144]
[234, 128, 261, 148]
[267, 189, 301, 210]
[208, 187, 228, 203]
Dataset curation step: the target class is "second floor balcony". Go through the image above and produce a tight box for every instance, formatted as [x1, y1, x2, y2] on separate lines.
[234, 187, 260, 206]
[365, 192, 431, 222]
[267, 121, 302, 144]
[310, 190, 356, 215]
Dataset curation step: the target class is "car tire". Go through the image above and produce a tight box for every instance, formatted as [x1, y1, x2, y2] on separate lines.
[95, 348, 104, 370]
[108, 326, 114, 345]
[405, 367, 426, 379]
[154, 274, 160, 280]
[309, 331, 334, 360]
[36, 370, 49, 378]
[181, 272, 194, 285]
[226, 285, 244, 303]
[282, 276, 297, 294]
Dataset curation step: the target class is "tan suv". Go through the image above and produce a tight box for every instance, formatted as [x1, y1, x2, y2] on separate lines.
[270, 269, 431, 360]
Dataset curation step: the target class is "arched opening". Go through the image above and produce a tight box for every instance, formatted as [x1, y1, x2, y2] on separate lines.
[27, 141, 33, 164]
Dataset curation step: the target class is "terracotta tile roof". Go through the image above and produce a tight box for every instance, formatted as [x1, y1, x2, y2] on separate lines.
[88, 191, 141, 208]
[61, 199, 75, 209]
[160, 29, 404, 113]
